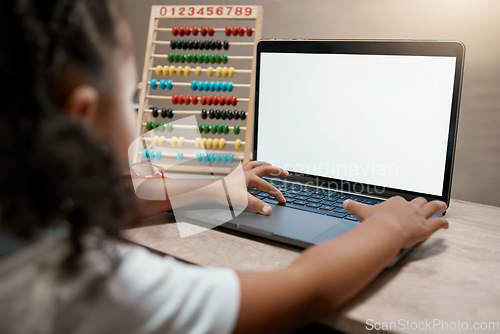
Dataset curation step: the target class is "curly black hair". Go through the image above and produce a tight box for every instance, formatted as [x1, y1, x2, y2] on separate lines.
[0, 0, 136, 272]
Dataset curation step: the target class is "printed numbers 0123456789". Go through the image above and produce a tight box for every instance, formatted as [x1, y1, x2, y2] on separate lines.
[159, 6, 253, 17]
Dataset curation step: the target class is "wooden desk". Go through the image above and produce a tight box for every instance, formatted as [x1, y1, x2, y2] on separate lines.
[123, 199, 500, 333]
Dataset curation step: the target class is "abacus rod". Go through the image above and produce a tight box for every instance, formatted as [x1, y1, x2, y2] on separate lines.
[145, 109, 248, 115]
[154, 28, 256, 33]
[150, 54, 253, 60]
[142, 136, 246, 146]
[141, 122, 247, 131]
[145, 95, 250, 102]
[138, 152, 245, 161]
[146, 79, 250, 88]
[153, 41, 255, 46]
[148, 67, 252, 74]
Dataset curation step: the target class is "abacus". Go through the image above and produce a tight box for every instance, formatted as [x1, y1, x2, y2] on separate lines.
[136, 5, 262, 174]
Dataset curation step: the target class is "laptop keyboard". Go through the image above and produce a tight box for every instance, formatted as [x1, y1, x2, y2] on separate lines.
[248, 179, 383, 222]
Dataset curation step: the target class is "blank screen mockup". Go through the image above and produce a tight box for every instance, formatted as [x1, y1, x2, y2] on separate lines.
[257, 52, 456, 196]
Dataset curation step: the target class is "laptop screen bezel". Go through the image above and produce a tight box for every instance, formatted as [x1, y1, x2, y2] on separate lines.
[253, 40, 465, 205]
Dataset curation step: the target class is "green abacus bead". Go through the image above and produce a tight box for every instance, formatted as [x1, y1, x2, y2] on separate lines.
[192, 54, 198, 63]
[198, 54, 204, 63]
[186, 54, 192, 63]
[222, 54, 228, 64]
[211, 124, 218, 134]
[146, 121, 153, 131]
[173, 53, 180, 62]
[215, 54, 222, 64]
[166, 122, 173, 132]
[159, 122, 165, 131]
[204, 54, 210, 63]
[153, 121, 159, 129]
[198, 123, 203, 133]
[223, 124, 229, 134]
[179, 54, 185, 63]
[234, 125, 240, 135]
[168, 53, 174, 63]
[203, 124, 210, 134]
[217, 124, 223, 134]
[209, 54, 216, 64]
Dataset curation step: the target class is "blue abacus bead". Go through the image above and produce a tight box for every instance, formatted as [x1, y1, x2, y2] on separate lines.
[227, 82, 233, 92]
[159, 79, 166, 90]
[221, 154, 228, 164]
[177, 152, 184, 162]
[166, 80, 173, 90]
[221, 82, 227, 92]
[195, 152, 202, 162]
[198, 80, 204, 91]
[191, 80, 197, 90]
[228, 153, 234, 164]
[202, 153, 209, 163]
[208, 153, 215, 163]
[150, 79, 158, 89]
[209, 82, 216, 91]
[215, 82, 222, 91]
[142, 150, 148, 160]
[155, 151, 162, 161]
[148, 150, 155, 160]
[203, 81, 210, 91]
[215, 153, 222, 163]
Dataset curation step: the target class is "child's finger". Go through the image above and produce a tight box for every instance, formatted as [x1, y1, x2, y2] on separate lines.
[421, 200, 447, 219]
[410, 197, 428, 208]
[247, 193, 272, 215]
[243, 160, 270, 171]
[422, 217, 449, 238]
[251, 176, 285, 203]
[343, 199, 372, 221]
[251, 165, 288, 178]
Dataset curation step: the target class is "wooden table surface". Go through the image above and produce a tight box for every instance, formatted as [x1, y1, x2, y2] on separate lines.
[123, 199, 500, 333]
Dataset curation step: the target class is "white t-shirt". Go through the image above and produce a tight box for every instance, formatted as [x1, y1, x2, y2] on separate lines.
[0, 233, 240, 334]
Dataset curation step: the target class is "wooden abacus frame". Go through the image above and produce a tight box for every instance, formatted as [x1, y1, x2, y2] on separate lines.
[136, 5, 263, 170]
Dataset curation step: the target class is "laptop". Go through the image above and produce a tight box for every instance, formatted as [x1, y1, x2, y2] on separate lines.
[221, 40, 464, 262]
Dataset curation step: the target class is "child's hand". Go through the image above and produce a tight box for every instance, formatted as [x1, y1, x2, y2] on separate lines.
[343, 196, 449, 249]
[243, 161, 288, 215]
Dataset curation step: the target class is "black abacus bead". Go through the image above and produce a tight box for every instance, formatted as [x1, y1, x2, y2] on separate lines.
[215, 109, 221, 119]
[221, 110, 227, 120]
[223, 40, 229, 50]
[152, 107, 159, 117]
[240, 111, 246, 120]
[171, 40, 177, 49]
[161, 108, 168, 118]
[216, 40, 222, 50]
[227, 110, 233, 120]
[233, 110, 240, 119]
[187, 40, 193, 49]
[204, 40, 210, 50]
[167, 108, 174, 118]
[210, 40, 216, 50]
[198, 40, 204, 50]
[201, 109, 208, 119]
[209, 109, 215, 119]
[181, 40, 188, 49]
[192, 40, 199, 49]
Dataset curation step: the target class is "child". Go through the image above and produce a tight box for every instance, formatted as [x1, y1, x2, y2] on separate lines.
[0, 0, 448, 333]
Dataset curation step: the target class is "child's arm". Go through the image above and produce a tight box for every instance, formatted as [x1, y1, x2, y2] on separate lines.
[235, 197, 448, 333]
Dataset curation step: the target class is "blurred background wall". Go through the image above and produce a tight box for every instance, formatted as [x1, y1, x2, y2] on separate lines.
[121, 0, 500, 207]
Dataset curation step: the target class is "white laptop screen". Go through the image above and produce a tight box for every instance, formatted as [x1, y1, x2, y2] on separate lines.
[256, 52, 456, 196]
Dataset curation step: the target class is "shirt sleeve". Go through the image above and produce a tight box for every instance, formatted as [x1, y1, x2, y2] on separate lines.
[59, 243, 241, 334]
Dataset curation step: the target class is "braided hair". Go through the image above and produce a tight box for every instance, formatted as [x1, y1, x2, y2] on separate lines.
[0, 0, 136, 272]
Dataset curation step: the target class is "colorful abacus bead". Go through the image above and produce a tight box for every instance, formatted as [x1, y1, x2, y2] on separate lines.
[148, 150, 155, 160]
[208, 153, 215, 163]
[150, 79, 158, 89]
[146, 121, 153, 130]
[215, 153, 222, 163]
[234, 125, 240, 135]
[170, 136, 177, 147]
[195, 137, 202, 148]
[195, 152, 202, 162]
[219, 138, 226, 149]
[202, 153, 209, 163]
[166, 122, 173, 132]
[155, 151, 162, 161]
[158, 136, 166, 146]
[141, 150, 148, 160]
[159, 79, 166, 89]
[228, 154, 234, 164]
[177, 152, 184, 162]
[221, 154, 228, 164]
[235, 139, 242, 150]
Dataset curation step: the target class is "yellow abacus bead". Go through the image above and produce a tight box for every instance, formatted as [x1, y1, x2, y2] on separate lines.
[183, 66, 191, 76]
[152, 135, 159, 146]
[162, 65, 169, 76]
[159, 136, 166, 146]
[234, 139, 242, 150]
[195, 66, 202, 76]
[215, 66, 222, 77]
[178, 136, 185, 147]
[212, 138, 219, 149]
[176, 66, 183, 76]
[206, 138, 213, 149]
[155, 65, 163, 76]
[202, 138, 208, 148]
[222, 67, 229, 77]
[169, 65, 176, 75]
[207, 66, 214, 77]
[228, 67, 235, 78]
[219, 138, 226, 149]
[170, 136, 178, 147]
[195, 137, 202, 148]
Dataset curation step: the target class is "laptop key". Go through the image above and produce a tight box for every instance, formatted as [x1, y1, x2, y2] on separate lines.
[256, 192, 269, 197]
[248, 188, 260, 195]
[363, 198, 379, 205]
[298, 192, 311, 196]
[345, 214, 359, 221]
[308, 198, 321, 203]
[295, 195, 309, 201]
[326, 211, 346, 218]
[334, 207, 347, 214]
[319, 205, 334, 211]
[262, 198, 279, 205]
[284, 193, 296, 198]
[337, 193, 351, 199]
[293, 200, 308, 206]
[283, 196, 296, 202]
[306, 202, 321, 208]
[310, 194, 324, 199]
[350, 196, 365, 202]
[320, 200, 334, 205]
[333, 202, 344, 208]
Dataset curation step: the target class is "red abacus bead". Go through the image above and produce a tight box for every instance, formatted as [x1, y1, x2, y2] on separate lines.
[184, 95, 191, 105]
[212, 95, 219, 105]
[224, 96, 231, 105]
[218, 95, 225, 106]
[208, 26, 214, 36]
[200, 26, 207, 36]
[232, 26, 238, 36]
[172, 94, 178, 104]
[225, 26, 231, 36]
[238, 26, 245, 36]
[177, 95, 184, 104]
[231, 96, 237, 106]
[192, 94, 198, 104]
[172, 26, 179, 36]
[200, 95, 207, 105]
[178, 26, 185, 36]
[206, 95, 213, 105]
[246, 26, 253, 36]
[185, 26, 191, 36]
[192, 26, 199, 35]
